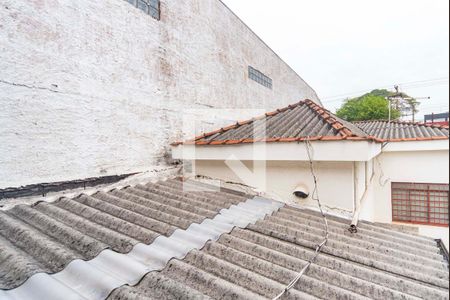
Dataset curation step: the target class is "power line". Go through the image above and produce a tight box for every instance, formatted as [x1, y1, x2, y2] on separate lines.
[399, 81, 449, 90]
[323, 81, 448, 104]
[419, 104, 449, 109]
[321, 77, 449, 103]
[273, 137, 329, 300]
[400, 77, 448, 87]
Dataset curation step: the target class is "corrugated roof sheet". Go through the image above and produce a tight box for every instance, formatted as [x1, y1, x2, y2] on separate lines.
[0, 179, 250, 290]
[1, 178, 449, 299]
[1, 194, 281, 300]
[109, 206, 449, 300]
[355, 120, 449, 142]
[173, 100, 373, 146]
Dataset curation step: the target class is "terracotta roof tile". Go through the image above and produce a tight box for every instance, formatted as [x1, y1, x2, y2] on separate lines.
[237, 120, 252, 126]
[209, 140, 228, 145]
[278, 137, 300, 143]
[241, 138, 255, 144]
[321, 136, 346, 141]
[346, 136, 369, 141]
[225, 139, 245, 145]
[175, 100, 372, 146]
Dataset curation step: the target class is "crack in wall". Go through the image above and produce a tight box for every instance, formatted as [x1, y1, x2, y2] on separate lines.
[0, 79, 60, 94]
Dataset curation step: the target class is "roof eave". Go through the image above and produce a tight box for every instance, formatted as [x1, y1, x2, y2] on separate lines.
[382, 138, 449, 152]
[172, 139, 382, 162]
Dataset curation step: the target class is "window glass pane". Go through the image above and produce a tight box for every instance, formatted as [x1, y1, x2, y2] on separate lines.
[150, 7, 160, 19]
[124, 0, 160, 20]
[248, 66, 273, 89]
[137, 0, 149, 13]
[149, 0, 159, 8]
[392, 182, 449, 225]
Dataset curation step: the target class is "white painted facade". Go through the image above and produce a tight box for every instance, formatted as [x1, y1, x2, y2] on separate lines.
[174, 140, 381, 215]
[194, 159, 356, 215]
[361, 141, 449, 247]
[0, 0, 319, 188]
[173, 141, 381, 162]
[174, 139, 449, 246]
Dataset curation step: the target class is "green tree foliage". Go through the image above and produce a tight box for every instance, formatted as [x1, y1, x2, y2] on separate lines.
[335, 89, 412, 122]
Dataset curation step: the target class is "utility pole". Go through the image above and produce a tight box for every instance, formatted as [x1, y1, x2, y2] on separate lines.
[387, 85, 430, 122]
[385, 86, 430, 141]
[386, 86, 402, 123]
[386, 86, 402, 141]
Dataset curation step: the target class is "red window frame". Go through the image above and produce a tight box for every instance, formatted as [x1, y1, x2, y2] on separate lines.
[392, 182, 449, 227]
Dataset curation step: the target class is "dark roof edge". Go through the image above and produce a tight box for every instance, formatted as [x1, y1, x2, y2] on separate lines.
[0, 173, 138, 200]
[436, 239, 449, 267]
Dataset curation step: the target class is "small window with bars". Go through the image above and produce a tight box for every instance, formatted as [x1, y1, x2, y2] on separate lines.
[125, 0, 160, 20]
[392, 182, 449, 226]
[249, 66, 273, 89]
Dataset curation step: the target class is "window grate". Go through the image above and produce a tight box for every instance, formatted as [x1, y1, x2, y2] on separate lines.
[249, 66, 273, 89]
[125, 0, 160, 20]
[392, 182, 449, 226]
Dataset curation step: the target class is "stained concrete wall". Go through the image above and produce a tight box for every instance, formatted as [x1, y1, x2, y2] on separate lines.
[0, 0, 319, 188]
[195, 160, 355, 214]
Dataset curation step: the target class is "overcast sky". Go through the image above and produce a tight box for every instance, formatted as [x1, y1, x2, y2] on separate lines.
[222, 0, 449, 120]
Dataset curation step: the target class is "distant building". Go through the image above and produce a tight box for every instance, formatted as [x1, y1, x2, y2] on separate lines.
[425, 112, 449, 126]
[0, 0, 319, 189]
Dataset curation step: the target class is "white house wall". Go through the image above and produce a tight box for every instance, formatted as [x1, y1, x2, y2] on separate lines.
[383, 139, 448, 152]
[360, 150, 449, 247]
[195, 160, 355, 213]
[418, 225, 449, 250]
[0, 0, 319, 188]
[173, 141, 381, 162]
[353, 161, 368, 209]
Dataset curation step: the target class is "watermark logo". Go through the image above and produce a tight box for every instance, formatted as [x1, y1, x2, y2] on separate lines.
[180, 108, 268, 193]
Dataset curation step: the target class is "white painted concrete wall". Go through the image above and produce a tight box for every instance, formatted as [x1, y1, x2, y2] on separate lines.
[417, 225, 449, 250]
[173, 141, 381, 162]
[0, 0, 319, 188]
[191, 140, 449, 245]
[360, 149, 449, 247]
[195, 160, 356, 214]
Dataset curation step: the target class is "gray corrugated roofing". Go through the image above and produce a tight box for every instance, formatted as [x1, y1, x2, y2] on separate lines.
[355, 120, 449, 141]
[109, 206, 449, 300]
[1, 178, 449, 299]
[0, 179, 249, 290]
[1, 195, 282, 300]
[186, 100, 370, 145]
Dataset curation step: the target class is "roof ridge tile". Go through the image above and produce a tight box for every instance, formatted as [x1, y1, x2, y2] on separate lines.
[175, 99, 378, 146]
[303, 99, 358, 138]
